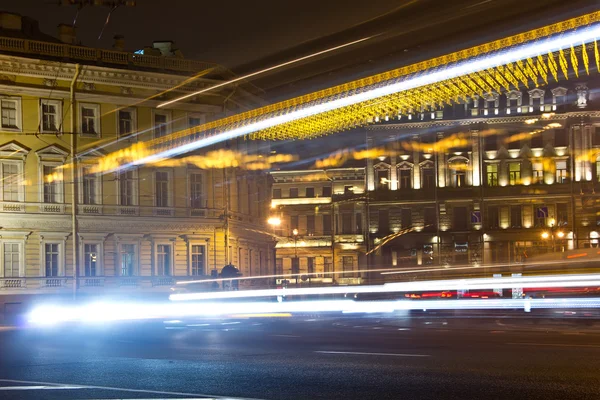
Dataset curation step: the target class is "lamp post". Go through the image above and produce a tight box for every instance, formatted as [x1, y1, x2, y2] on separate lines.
[541, 219, 564, 253]
[267, 216, 281, 287]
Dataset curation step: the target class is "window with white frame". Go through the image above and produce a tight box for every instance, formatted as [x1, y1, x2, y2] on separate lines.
[153, 111, 170, 139]
[532, 162, 544, 183]
[118, 108, 136, 137]
[189, 172, 204, 209]
[156, 244, 172, 276]
[42, 164, 63, 203]
[0, 161, 22, 202]
[120, 243, 136, 276]
[191, 244, 206, 276]
[81, 165, 99, 205]
[118, 169, 137, 206]
[556, 160, 568, 183]
[44, 243, 60, 277]
[1, 98, 21, 130]
[79, 103, 100, 136]
[40, 99, 62, 133]
[83, 243, 99, 277]
[3, 242, 21, 277]
[155, 171, 170, 207]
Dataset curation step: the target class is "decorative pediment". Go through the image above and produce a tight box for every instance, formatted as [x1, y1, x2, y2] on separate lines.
[506, 90, 523, 100]
[373, 162, 391, 170]
[0, 141, 30, 159]
[35, 144, 69, 162]
[551, 87, 568, 97]
[79, 148, 106, 161]
[419, 159, 434, 168]
[396, 160, 414, 169]
[528, 88, 545, 98]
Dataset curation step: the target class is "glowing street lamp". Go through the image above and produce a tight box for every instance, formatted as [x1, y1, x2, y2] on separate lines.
[267, 217, 281, 227]
[541, 232, 550, 239]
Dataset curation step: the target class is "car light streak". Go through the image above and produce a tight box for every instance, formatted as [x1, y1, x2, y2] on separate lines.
[27, 297, 600, 326]
[136, 24, 600, 165]
[170, 273, 600, 301]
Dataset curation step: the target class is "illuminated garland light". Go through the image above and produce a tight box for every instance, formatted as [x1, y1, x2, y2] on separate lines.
[91, 13, 600, 172]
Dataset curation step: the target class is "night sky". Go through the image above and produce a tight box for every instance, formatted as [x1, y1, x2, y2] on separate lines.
[4, 0, 402, 68]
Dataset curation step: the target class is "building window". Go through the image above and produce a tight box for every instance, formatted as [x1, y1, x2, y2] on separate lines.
[291, 257, 299, 274]
[273, 188, 282, 199]
[532, 163, 544, 183]
[421, 165, 435, 189]
[188, 114, 204, 128]
[3, 242, 20, 277]
[486, 164, 498, 186]
[189, 172, 204, 209]
[356, 212, 363, 234]
[156, 244, 172, 276]
[153, 111, 170, 138]
[535, 206, 548, 228]
[305, 187, 315, 198]
[1, 98, 21, 130]
[289, 187, 298, 197]
[42, 164, 62, 203]
[191, 244, 205, 276]
[509, 163, 521, 185]
[487, 206, 499, 229]
[79, 103, 100, 136]
[453, 206, 468, 230]
[155, 171, 170, 207]
[324, 257, 332, 274]
[44, 243, 60, 277]
[120, 244, 136, 276]
[306, 215, 315, 235]
[376, 168, 390, 189]
[81, 165, 99, 205]
[556, 203, 568, 226]
[341, 213, 353, 234]
[511, 206, 522, 228]
[291, 215, 299, 232]
[40, 99, 62, 133]
[449, 158, 468, 187]
[322, 186, 332, 197]
[424, 207, 436, 230]
[342, 256, 353, 277]
[0, 161, 21, 202]
[275, 258, 283, 275]
[322, 214, 332, 235]
[84, 243, 98, 277]
[556, 160, 568, 183]
[401, 209, 412, 228]
[119, 169, 137, 206]
[378, 209, 390, 234]
[307, 257, 315, 274]
[118, 108, 136, 137]
[399, 168, 412, 189]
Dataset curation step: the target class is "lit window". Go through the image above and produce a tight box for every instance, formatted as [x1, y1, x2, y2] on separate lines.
[486, 164, 498, 186]
[81, 165, 99, 205]
[120, 244, 136, 276]
[509, 163, 521, 185]
[42, 164, 62, 203]
[1, 98, 20, 130]
[84, 243, 98, 277]
[556, 160, 568, 183]
[399, 168, 412, 189]
[80, 103, 100, 136]
[532, 163, 544, 183]
[40, 100, 62, 133]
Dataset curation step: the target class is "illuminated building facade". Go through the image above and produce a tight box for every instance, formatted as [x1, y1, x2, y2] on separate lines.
[270, 168, 366, 284]
[0, 13, 273, 302]
[363, 79, 600, 271]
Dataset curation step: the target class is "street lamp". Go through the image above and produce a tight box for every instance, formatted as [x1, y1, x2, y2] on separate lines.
[267, 216, 282, 287]
[292, 228, 299, 285]
[267, 216, 281, 227]
[541, 221, 564, 252]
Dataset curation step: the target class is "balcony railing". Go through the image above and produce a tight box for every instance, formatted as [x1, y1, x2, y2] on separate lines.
[0, 36, 218, 74]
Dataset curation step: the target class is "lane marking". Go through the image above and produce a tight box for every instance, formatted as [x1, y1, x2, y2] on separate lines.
[0, 386, 83, 390]
[0, 379, 265, 399]
[270, 334, 300, 338]
[507, 342, 600, 349]
[315, 351, 430, 357]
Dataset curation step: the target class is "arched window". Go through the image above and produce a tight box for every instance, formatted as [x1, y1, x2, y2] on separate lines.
[448, 157, 469, 188]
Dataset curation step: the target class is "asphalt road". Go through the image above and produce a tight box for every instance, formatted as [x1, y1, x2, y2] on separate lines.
[1, 314, 599, 400]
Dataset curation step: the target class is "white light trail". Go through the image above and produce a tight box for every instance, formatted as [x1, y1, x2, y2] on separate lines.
[27, 297, 600, 326]
[157, 36, 375, 108]
[170, 273, 600, 301]
[136, 24, 600, 166]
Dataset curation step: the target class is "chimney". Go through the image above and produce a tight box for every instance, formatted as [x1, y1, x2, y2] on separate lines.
[113, 34, 125, 51]
[57, 23, 77, 45]
[152, 41, 174, 56]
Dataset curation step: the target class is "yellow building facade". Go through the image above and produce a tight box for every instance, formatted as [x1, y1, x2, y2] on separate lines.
[0, 14, 274, 302]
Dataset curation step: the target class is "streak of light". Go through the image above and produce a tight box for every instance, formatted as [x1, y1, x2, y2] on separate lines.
[28, 296, 600, 326]
[170, 273, 600, 302]
[140, 25, 600, 165]
[157, 36, 376, 108]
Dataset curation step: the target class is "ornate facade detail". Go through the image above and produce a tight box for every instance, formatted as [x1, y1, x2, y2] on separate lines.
[120, 86, 133, 95]
[82, 82, 96, 91]
[576, 84, 589, 108]
[43, 78, 57, 87]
